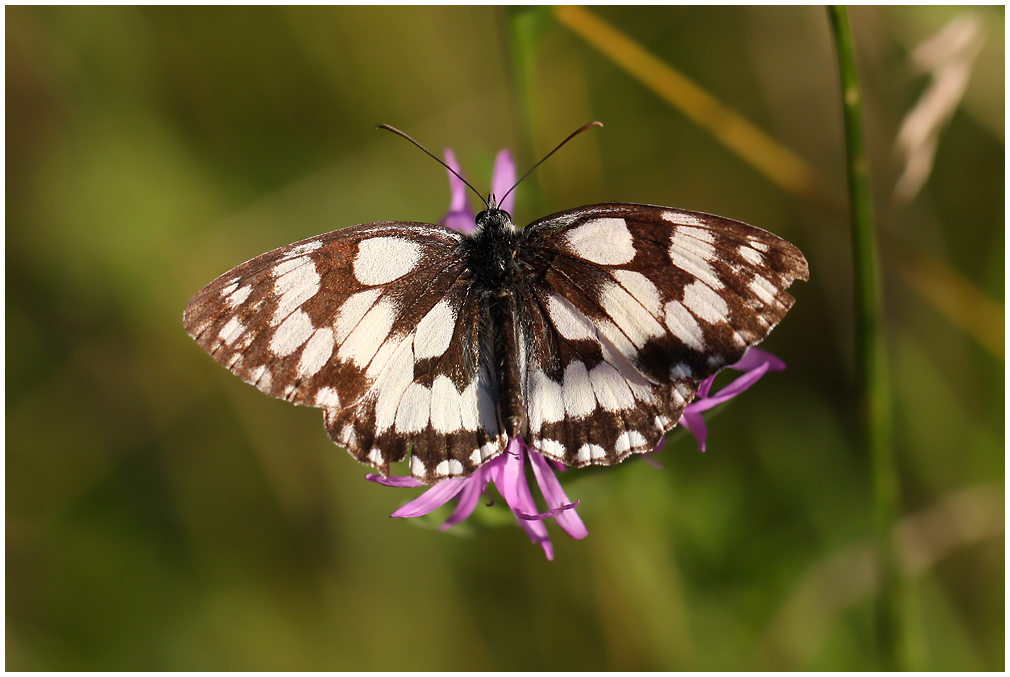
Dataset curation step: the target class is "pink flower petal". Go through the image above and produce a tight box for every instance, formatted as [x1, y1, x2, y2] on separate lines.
[522, 525, 554, 561]
[391, 477, 468, 518]
[491, 150, 517, 214]
[444, 148, 469, 212]
[529, 452, 588, 539]
[497, 438, 526, 510]
[679, 409, 709, 451]
[687, 362, 772, 414]
[494, 438, 554, 559]
[731, 346, 786, 373]
[441, 148, 477, 234]
[440, 462, 498, 531]
[366, 474, 425, 488]
[514, 501, 582, 521]
[640, 452, 664, 469]
[675, 348, 785, 451]
[444, 211, 476, 234]
[696, 374, 716, 399]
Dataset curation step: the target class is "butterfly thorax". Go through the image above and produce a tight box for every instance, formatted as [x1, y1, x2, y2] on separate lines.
[466, 207, 522, 291]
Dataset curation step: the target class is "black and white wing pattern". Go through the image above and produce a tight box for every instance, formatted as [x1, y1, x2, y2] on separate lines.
[184, 202, 808, 484]
[512, 203, 807, 467]
[184, 223, 507, 481]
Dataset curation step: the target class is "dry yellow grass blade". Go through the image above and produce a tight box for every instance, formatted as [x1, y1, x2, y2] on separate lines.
[892, 245, 1004, 359]
[553, 4, 819, 197]
[554, 5, 1003, 361]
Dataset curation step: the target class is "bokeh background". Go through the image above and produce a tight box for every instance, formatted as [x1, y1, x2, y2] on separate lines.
[6, 6, 1003, 670]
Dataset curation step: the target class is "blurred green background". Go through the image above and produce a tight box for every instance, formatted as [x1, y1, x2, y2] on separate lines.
[6, 6, 1003, 670]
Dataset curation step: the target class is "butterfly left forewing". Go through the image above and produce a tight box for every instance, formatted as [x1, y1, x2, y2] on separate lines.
[517, 203, 808, 466]
[185, 223, 459, 406]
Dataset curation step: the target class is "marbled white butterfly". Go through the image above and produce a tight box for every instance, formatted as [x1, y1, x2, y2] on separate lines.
[184, 125, 808, 484]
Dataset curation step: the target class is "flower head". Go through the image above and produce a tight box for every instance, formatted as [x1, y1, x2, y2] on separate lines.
[369, 437, 587, 561]
[439, 148, 516, 234]
[370, 148, 788, 559]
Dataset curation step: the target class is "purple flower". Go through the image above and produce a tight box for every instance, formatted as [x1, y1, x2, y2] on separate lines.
[368, 437, 587, 561]
[652, 347, 787, 458]
[438, 148, 516, 234]
[369, 148, 788, 559]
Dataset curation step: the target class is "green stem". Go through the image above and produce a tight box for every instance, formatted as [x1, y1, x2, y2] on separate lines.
[827, 6, 902, 670]
[502, 6, 552, 213]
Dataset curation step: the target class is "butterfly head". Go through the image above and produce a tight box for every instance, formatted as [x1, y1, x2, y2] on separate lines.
[474, 199, 518, 237]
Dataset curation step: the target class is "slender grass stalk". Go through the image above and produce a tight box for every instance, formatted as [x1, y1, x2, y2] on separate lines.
[827, 7, 902, 670]
[502, 6, 552, 213]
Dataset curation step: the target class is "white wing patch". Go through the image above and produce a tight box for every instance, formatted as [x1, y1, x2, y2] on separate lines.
[578, 443, 606, 463]
[597, 280, 666, 348]
[298, 326, 335, 377]
[562, 361, 596, 417]
[335, 288, 382, 344]
[749, 274, 779, 305]
[225, 285, 252, 308]
[546, 294, 595, 341]
[430, 375, 464, 433]
[315, 386, 341, 408]
[669, 233, 722, 290]
[271, 257, 320, 325]
[285, 240, 323, 258]
[395, 382, 431, 433]
[615, 430, 648, 453]
[674, 225, 716, 243]
[681, 280, 729, 325]
[663, 300, 706, 351]
[611, 269, 663, 316]
[538, 439, 566, 459]
[662, 210, 707, 227]
[588, 362, 637, 412]
[738, 245, 766, 265]
[353, 237, 422, 286]
[372, 336, 415, 432]
[563, 217, 636, 265]
[337, 299, 397, 367]
[270, 309, 314, 357]
[218, 317, 246, 345]
[414, 299, 456, 360]
[528, 368, 565, 430]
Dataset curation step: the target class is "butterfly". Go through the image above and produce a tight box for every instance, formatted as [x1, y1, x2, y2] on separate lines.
[183, 127, 808, 484]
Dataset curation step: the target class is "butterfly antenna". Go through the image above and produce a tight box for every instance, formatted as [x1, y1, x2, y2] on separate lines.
[376, 124, 489, 209]
[498, 121, 603, 208]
